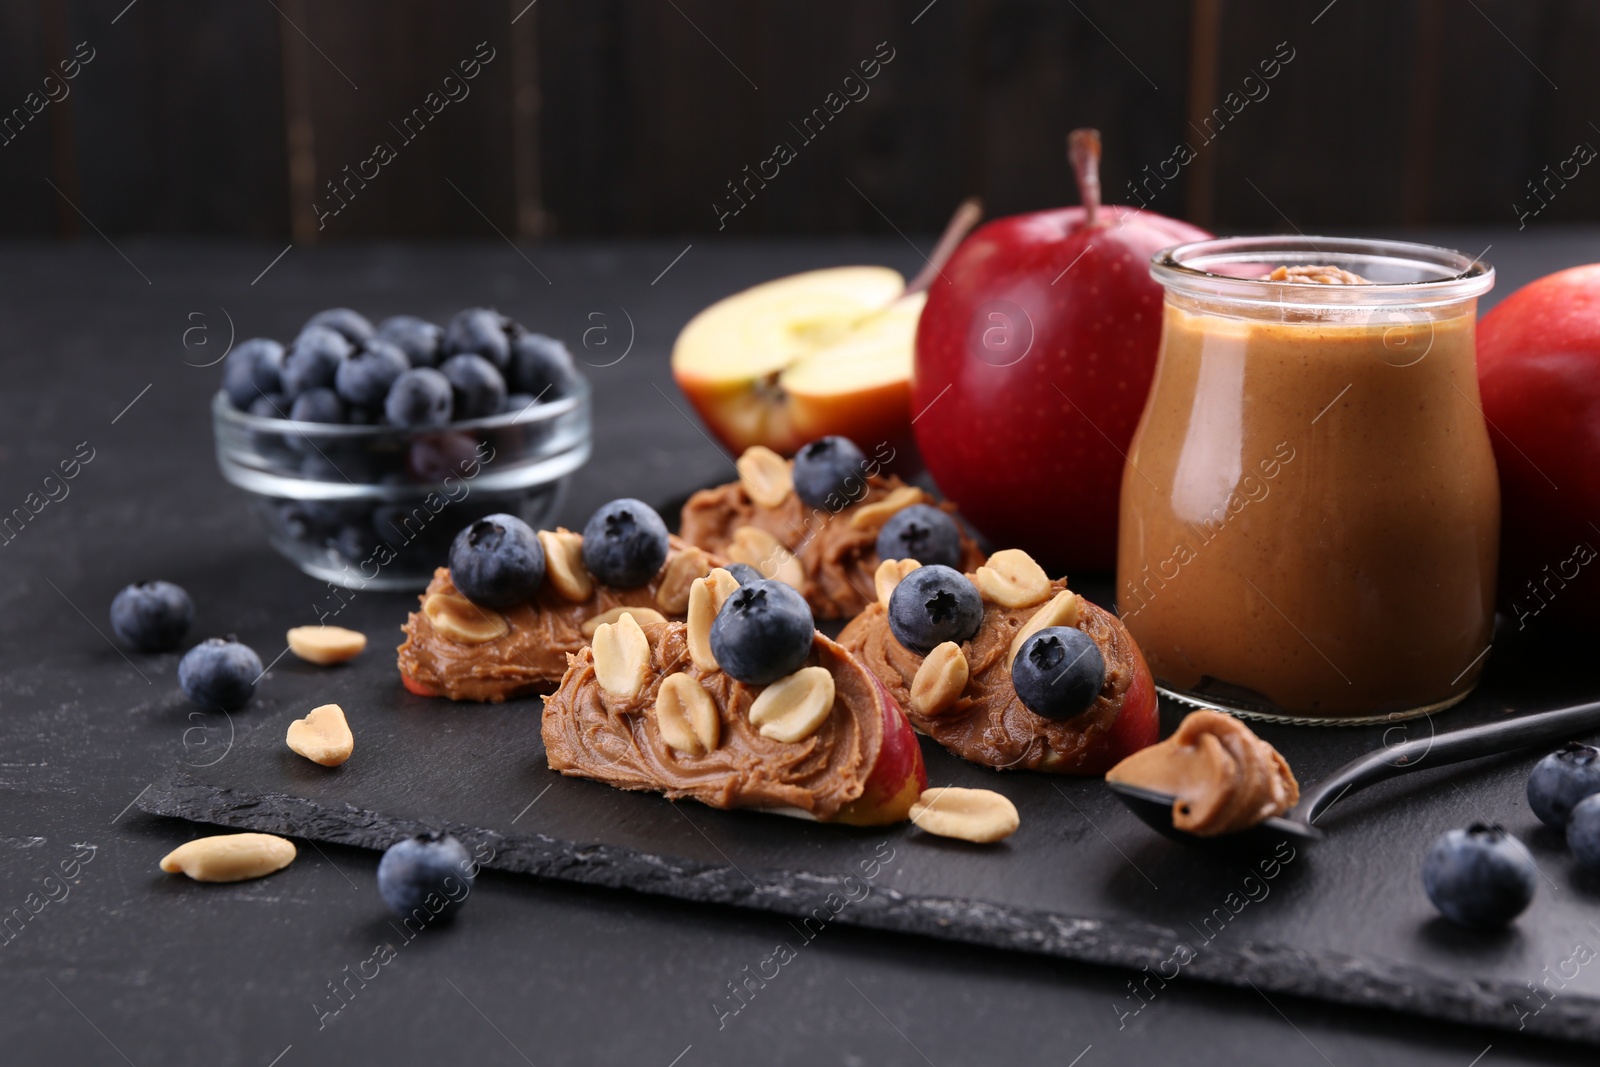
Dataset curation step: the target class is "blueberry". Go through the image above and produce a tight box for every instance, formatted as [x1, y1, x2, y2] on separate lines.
[109, 581, 193, 652]
[385, 368, 454, 428]
[332, 523, 385, 564]
[1526, 742, 1600, 828]
[177, 637, 263, 711]
[508, 332, 579, 399]
[281, 326, 352, 397]
[336, 339, 409, 411]
[791, 436, 868, 508]
[887, 564, 983, 654]
[439, 354, 507, 421]
[723, 562, 762, 585]
[501, 393, 537, 417]
[449, 514, 545, 607]
[377, 315, 444, 367]
[247, 392, 289, 418]
[377, 832, 475, 921]
[1569, 794, 1600, 871]
[1011, 626, 1105, 720]
[444, 308, 512, 370]
[581, 498, 670, 587]
[304, 307, 374, 345]
[221, 338, 285, 409]
[289, 387, 345, 424]
[876, 505, 962, 568]
[1422, 823, 1536, 928]
[709, 578, 815, 685]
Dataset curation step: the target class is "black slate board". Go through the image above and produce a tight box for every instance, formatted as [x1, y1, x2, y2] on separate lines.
[139, 573, 1600, 1045]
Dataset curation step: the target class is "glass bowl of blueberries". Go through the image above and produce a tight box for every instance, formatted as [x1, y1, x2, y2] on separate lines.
[213, 306, 591, 591]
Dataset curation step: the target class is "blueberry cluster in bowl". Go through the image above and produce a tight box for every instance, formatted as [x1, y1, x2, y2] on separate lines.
[223, 306, 580, 427]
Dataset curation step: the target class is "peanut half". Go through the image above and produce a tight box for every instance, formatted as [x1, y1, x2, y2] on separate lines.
[654, 672, 720, 756]
[538, 529, 593, 602]
[726, 526, 805, 591]
[286, 625, 367, 665]
[910, 642, 969, 717]
[737, 445, 794, 509]
[874, 558, 922, 608]
[159, 833, 297, 882]
[286, 703, 354, 767]
[849, 486, 925, 531]
[687, 568, 741, 671]
[592, 610, 651, 700]
[655, 547, 713, 614]
[1005, 589, 1082, 668]
[748, 666, 835, 743]
[909, 787, 1020, 844]
[581, 606, 667, 638]
[973, 549, 1051, 608]
[423, 594, 509, 645]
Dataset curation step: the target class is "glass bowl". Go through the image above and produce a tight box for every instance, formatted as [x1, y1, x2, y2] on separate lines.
[212, 381, 591, 590]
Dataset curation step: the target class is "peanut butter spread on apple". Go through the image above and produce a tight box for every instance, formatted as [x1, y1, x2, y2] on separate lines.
[679, 448, 983, 619]
[1106, 710, 1299, 836]
[396, 534, 715, 702]
[1260, 264, 1370, 285]
[543, 622, 882, 819]
[839, 575, 1137, 773]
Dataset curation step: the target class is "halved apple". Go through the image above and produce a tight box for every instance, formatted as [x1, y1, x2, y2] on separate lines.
[672, 265, 923, 456]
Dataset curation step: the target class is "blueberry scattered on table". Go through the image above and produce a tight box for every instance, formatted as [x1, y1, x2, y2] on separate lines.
[791, 436, 868, 508]
[581, 498, 670, 587]
[304, 307, 374, 345]
[1421, 823, 1536, 928]
[109, 581, 193, 652]
[385, 367, 454, 428]
[887, 564, 983, 654]
[444, 308, 513, 370]
[449, 514, 545, 607]
[723, 562, 762, 585]
[377, 832, 475, 921]
[876, 504, 962, 568]
[177, 637, 263, 712]
[376, 315, 444, 367]
[336, 339, 410, 412]
[508, 332, 578, 399]
[1568, 794, 1600, 871]
[1526, 742, 1600, 828]
[439, 353, 507, 420]
[281, 326, 351, 397]
[1011, 626, 1105, 720]
[710, 578, 815, 685]
[222, 338, 285, 409]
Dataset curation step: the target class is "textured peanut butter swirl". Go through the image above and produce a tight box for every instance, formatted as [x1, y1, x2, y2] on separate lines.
[1106, 710, 1299, 836]
[679, 475, 984, 619]
[396, 534, 707, 702]
[838, 579, 1135, 773]
[542, 624, 882, 819]
[1260, 264, 1371, 285]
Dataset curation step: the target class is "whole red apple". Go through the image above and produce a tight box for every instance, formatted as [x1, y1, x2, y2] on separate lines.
[913, 130, 1209, 570]
[1478, 264, 1600, 631]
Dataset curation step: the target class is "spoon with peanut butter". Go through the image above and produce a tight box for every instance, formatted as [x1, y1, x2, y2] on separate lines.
[1107, 701, 1600, 847]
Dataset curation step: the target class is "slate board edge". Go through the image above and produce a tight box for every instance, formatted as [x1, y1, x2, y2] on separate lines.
[139, 773, 1598, 1046]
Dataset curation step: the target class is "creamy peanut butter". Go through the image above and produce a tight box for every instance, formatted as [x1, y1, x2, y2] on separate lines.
[1106, 710, 1298, 836]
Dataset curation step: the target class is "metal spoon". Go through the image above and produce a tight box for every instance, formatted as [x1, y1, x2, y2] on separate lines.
[1107, 699, 1600, 847]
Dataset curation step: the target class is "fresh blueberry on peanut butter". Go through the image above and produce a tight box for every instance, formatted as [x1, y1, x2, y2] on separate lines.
[448, 514, 546, 608]
[887, 565, 982, 654]
[876, 504, 962, 568]
[581, 498, 670, 587]
[1010, 626, 1105, 720]
[709, 578, 814, 685]
[722, 561, 762, 585]
[790, 435, 867, 507]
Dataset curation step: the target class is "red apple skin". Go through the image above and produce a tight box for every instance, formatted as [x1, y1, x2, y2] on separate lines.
[832, 674, 928, 826]
[1478, 264, 1600, 630]
[913, 206, 1210, 571]
[400, 670, 440, 698]
[1080, 633, 1159, 776]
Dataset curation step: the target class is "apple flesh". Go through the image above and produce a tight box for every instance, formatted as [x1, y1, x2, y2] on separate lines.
[913, 132, 1210, 571]
[1477, 264, 1600, 631]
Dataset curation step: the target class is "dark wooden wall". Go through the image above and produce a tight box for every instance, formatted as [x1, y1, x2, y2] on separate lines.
[2, 0, 1598, 240]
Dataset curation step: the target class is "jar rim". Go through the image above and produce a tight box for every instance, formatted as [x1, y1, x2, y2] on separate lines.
[1150, 235, 1494, 309]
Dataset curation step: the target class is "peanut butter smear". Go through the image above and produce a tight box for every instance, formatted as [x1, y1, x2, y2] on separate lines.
[1260, 264, 1370, 284]
[542, 623, 882, 820]
[1105, 710, 1298, 836]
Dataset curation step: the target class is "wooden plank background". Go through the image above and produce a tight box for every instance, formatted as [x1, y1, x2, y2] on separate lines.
[1, 0, 1596, 240]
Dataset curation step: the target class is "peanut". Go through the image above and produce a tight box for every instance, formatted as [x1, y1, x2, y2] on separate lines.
[285, 703, 354, 767]
[973, 549, 1051, 608]
[687, 568, 741, 671]
[910, 642, 969, 717]
[655, 548, 713, 614]
[159, 833, 297, 882]
[748, 666, 834, 743]
[580, 606, 666, 638]
[592, 610, 651, 700]
[909, 787, 1020, 844]
[538, 529, 593, 602]
[286, 625, 367, 665]
[726, 526, 804, 591]
[736, 446, 794, 509]
[849, 486, 925, 531]
[1006, 589, 1082, 668]
[423, 594, 509, 644]
[874, 558, 922, 608]
[654, 672, 720, 756]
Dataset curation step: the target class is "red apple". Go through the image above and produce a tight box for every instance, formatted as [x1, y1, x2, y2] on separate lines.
[1477, 264, 1600, 630]
[913, 130, 1210, 571]
[833, 673, 928, 825]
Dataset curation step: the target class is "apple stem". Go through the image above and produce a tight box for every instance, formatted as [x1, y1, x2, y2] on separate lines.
[905, 197, 984, 295]
[1069, 128, 1102, 226]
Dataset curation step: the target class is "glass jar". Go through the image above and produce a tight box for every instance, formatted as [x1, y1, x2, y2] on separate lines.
[1117, 236, 1498, 724]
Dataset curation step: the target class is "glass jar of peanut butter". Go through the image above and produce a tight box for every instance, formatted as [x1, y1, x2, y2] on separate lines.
[1118, 236, 1498, 724]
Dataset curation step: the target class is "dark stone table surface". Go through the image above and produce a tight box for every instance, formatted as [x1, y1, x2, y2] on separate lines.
[4, 233, 1600, 1066]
